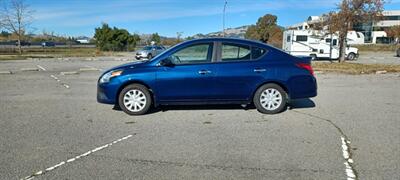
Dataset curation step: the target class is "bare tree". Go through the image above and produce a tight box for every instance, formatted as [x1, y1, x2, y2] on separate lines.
[385, 25, 400, 44]
[328, 0, 384, 63]
[0, 0, 34, 54]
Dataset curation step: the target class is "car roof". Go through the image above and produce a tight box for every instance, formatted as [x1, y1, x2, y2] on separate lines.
[186, 37, 269, 46]
[181, 37, 277, 50]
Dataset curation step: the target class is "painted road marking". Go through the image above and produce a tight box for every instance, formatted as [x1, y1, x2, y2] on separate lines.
[291, 110, 358, 180]
[341, 136, 356, 180]
[36, 65, 46, 71]
[81, 65, 102, 71]
[60, 71, 79, 75]
[50, 75, 70, 89]
[20, 68, 39, 72]
[21, 134, 135, 180]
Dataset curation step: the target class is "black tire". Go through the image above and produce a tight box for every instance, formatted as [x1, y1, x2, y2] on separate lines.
[147, 54, 153, 59]
[253, 83, 288, 114]
[118, 84, 152, 115]
[347, 53, 356, 60]
[310, 54, 317, 61]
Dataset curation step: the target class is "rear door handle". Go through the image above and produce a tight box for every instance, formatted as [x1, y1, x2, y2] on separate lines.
[198, 70, 211, 75]
[254, 68, 266, 72]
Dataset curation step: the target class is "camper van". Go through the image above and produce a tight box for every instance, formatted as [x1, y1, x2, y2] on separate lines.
[283, 30, 359, 60]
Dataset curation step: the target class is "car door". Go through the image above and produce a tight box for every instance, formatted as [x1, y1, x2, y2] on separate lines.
[155, 42, 217, 102]
[156, 46, 164, 55]
[213, 42, 268, 100]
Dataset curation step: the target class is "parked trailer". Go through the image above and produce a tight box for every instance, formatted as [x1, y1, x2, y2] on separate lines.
[283, 30, 359, 60]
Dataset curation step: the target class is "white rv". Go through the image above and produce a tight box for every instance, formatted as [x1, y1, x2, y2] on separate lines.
[283, 30, 359, 60]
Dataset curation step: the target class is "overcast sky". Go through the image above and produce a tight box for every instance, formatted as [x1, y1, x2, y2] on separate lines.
[27, 0, 400, 37]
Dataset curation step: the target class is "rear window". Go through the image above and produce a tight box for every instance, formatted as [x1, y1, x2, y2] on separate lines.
[251, 46, 267, 59]
[221, 43, 251, 61]
[220, 43, 268, 61]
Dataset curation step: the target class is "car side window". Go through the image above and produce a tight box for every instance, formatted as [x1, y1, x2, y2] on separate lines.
[221, 43, 251, 61]
[170, 43, 212, 64]
[251, 46, 268, 59]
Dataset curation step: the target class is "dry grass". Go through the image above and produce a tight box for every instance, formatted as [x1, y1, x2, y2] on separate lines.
[0, 47, 129, 60]
[354, 44, 399, 52]
[312, 62, 400, 74]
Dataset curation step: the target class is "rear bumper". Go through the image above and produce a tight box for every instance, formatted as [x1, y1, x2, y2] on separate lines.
[288, 75, 317, 99]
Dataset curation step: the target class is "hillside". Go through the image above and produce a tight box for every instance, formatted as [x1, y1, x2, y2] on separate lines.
[192, 25, 251, 39]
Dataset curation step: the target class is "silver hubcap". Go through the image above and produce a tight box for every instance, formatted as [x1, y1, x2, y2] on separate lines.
[123, 89, 147, 112]
[260, 88, 282, 111]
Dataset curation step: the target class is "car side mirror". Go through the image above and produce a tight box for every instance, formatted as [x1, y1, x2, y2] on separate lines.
[159, 58, 174, 67]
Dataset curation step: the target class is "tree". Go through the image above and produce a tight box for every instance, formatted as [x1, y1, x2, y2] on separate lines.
[327, 0, 384, 62]
[244, 25, 260, 41]
[0, 0, 34, 54]
[256, 14, 279, 43]
[150, 33, 161, 44]
[128, 33, 140, 51]
[0, 30, 11, 37]
[244, 14, 283, 47]
[385, 25, 400, 44]
[94, 23, 141, 51]
[176, 32, 183, 43]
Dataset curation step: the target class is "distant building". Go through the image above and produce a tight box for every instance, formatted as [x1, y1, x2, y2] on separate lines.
[287, 10, 400, 44]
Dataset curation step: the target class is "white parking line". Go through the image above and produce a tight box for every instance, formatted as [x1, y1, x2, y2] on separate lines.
[21, 134, 135, 180]
[83, 65, 102, 71]
[341, 136, 356, 180]
[36, 65, 46, 71]
[50, 75, 70, 89]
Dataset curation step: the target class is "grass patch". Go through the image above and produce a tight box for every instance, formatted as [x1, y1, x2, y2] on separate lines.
[0, 47, 129, 60]
[354, 44, 399, 52]
[313, 62, 400, 74]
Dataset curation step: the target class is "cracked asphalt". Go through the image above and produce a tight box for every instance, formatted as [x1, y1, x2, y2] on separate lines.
[0, 58, 399, 179]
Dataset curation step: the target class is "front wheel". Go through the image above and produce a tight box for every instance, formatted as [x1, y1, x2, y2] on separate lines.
[118, 84, 152, 115]
[253, 83, 287, 114]
[310, 54, 317, 61]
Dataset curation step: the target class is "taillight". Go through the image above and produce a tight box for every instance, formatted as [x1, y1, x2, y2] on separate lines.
[296, 63, 314, 76]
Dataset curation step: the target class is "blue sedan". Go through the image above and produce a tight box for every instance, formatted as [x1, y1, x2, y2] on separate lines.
[97, 38, 317, 115]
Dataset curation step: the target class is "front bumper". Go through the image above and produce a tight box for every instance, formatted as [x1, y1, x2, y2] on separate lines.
[97, 81, 121, 104]
[135, 53, 148, 59]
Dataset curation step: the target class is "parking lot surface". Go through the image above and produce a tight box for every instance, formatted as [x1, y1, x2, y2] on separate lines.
[0, 58, 399, 179]
[352, 51, 400, 65]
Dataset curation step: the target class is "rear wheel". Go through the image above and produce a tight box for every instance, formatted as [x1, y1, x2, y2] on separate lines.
[118, 84, 152, 115]
[347, 53, 356, 60]
[253, 83, 287, 114]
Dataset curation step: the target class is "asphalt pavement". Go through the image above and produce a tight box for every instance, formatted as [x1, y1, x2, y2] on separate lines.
[0, 58, 399, 180]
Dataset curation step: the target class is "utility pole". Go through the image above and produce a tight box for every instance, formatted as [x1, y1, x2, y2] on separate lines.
[222, 0, 227, 37]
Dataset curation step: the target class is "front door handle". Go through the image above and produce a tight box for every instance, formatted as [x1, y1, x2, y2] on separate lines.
[198, 70, 211, 75]
[254, 68, 266, 72]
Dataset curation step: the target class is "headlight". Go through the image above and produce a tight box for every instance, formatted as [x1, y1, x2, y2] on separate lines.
[99, 70, 123, 84]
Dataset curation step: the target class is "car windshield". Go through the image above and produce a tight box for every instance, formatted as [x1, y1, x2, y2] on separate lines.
[142, 46, 152, 50]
